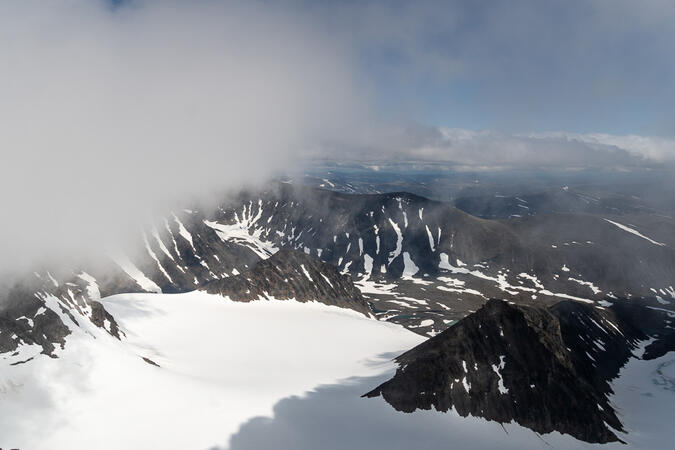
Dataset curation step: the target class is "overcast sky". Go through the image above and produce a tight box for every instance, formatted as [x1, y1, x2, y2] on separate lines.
[1, 0, 674, 271]
[305, 0, 675, 136]
[292, 0, 675, 167]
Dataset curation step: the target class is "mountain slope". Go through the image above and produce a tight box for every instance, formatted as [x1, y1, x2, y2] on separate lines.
[364, 298, 674, 443]
[202, 249, 371, 315]
[2, 183, 674, 355]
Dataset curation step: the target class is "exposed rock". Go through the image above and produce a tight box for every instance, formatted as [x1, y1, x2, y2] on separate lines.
[364, 298, 672, 444]
[0, 282, 70, 356]
[142, 357, 160, 367]
[90, 301, 123, 339]
[202, 250, 372, 316]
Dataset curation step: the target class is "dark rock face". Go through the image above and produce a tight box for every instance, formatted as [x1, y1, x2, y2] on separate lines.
[0, 270, 126, 358]
[90, 301, 123, 339]
[364, 299, 673, 444]
[0, 283, 70, 357]
[141, 356, 160, 367]
[203, 250, 371, 316]
[131, 213, 262, 294]
[642, 331, 675, 360]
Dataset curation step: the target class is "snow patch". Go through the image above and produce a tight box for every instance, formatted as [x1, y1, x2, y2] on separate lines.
[425, 225, 435, 252]
[363, 254, 374, 278]
[604, 219, 666, 246]
[300, 264, 313, 282]
[387, 219, 403, 264]
[112, 255, 161, 293]
[569, 277, 602, 295]
[491, 356, 508, 394]
[401, 252, 419, 279]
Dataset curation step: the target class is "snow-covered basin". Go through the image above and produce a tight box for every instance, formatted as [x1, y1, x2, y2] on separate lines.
[1, 292, 673, 450]
[0, 291, 424, 450]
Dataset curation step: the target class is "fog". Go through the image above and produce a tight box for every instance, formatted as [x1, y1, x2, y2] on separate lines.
[0, 0, 366, 272]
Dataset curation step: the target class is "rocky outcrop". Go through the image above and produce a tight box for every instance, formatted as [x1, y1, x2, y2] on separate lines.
[90, 301, 123, 339]
[203, 250, 372, 316]
[0, 282, 70, 357]
[364, 298, 674, 443]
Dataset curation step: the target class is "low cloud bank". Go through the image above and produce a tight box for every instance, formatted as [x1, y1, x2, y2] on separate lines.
[0, 0, 365, 272]
[318, 126, 675, 170]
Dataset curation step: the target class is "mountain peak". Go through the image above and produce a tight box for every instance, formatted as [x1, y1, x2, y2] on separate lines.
[364, 298, 673, 443]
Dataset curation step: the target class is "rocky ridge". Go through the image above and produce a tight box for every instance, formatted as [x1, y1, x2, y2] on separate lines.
[202, 249, 371, 316]
[365, 298, 674, 443]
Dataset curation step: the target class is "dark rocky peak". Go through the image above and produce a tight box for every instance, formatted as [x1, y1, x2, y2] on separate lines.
[0, 272, 122, 359]
[202, 249, 372, 316]
[0, 282, 70, 358]
[365, 298, 671, 444]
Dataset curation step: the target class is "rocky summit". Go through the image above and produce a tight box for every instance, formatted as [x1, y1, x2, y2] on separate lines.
[365, 298, 674, 443]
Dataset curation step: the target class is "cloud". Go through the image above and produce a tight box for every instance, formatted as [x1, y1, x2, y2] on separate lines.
[525, 132, 675, 165]
[0, 0, 367, 272]
[316, 125, 675, 170]
[300, 0, 675, 133]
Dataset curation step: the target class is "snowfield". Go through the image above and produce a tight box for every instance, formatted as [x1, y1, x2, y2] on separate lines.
[0, 292, 672, 450]
[0, 291, 423, 450]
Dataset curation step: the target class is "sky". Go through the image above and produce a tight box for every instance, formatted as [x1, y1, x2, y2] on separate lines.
[103, 0, 675, 136]
[0, 0, 674, 272]
[313, 0, 675, 137]
[296, 0, 675, 168]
